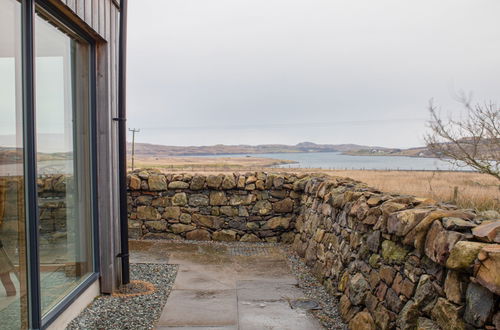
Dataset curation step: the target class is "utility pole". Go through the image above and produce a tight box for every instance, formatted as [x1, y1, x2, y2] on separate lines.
[128, 128, 140, 170]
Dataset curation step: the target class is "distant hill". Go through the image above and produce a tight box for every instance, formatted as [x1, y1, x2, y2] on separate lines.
[343, 146, 437, 158]
[0, 147, 73, 165]
[126, 141, 398, 157]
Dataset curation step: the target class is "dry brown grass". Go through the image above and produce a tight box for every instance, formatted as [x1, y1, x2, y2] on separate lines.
[330, 170, 500, 211]
[130, 156, 294, 169]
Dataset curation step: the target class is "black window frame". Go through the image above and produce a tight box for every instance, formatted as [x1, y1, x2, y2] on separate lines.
[21, 0, 100, 328]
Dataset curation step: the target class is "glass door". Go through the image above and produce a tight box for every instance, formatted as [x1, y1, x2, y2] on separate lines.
[34, 8, 95, 317]
[1, 1, 97, 327]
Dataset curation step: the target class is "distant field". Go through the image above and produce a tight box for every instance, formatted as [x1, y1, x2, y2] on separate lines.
[129, 155, 295, 170]
[129, 156, 500, 211]
[331, 170, 500, 211]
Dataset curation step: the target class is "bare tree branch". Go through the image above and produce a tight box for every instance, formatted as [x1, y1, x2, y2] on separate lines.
[424, 98, 500, 182]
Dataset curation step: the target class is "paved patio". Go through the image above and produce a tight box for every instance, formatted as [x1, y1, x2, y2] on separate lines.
[129, 240, 324, 330]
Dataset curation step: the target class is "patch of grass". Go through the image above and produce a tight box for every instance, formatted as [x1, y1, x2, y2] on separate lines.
[331, 170, 500, 211]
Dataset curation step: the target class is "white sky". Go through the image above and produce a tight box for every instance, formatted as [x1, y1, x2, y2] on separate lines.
[131, 0, 497, 147]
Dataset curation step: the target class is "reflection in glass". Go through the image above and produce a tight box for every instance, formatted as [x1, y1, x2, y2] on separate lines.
[0, 0, 28, 328]
[35, 10, 94, 315]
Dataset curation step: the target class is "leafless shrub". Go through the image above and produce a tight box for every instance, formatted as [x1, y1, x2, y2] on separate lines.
[425, 93, 500, 182]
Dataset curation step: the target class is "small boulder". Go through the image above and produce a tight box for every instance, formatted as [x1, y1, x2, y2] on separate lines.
[163, 207, 181, 220]
[430, 297, 466, 330]
[144, 220, 167, 232]
[206, 174, 223, 188]
[148, 175, 168, 191]
[388, 209, 430, 236]
[240, 233, 261, 242]
[472, 220, 500, 243]
[221, 175, 236, 189]
[186, 229, 211, 241]
[348, 273, 370, 305]
[475, 244, 500, 295]
[381, 240, 409, 264]
[168, 181, 189, 189]
[188, 194, 209, 207]
[137, 206, 160, 220]
[192, 214, 222, 229]
[463, 282, 495, 327]
[209, 191, 227, 206]
[446, 241, 487, 270]
[272, 198, 294, 213]
[170, 224, 196, 234]
[443, 271, 465, 304]
[172, 193, 188, 206]
[349, 312, 376, 330]
[129, 175, 141, 190]
[213, 229, 237, 242]
[190, 175, 206, 190]
[252, 200, 273, 215]
[442, 217, 476, 231]
[416, 317, 440, 330]
[263, 217, 291, 230]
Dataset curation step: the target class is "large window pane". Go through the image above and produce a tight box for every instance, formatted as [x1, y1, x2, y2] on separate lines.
[34, 10, 94, 316]
[0, 0, 28, 328]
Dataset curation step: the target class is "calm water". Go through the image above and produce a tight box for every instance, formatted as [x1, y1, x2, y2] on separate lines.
[196, 152, 471, 171]
[0, 152, 471, 175]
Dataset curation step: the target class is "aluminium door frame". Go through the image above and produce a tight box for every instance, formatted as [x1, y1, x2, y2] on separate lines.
[20, 0, 101, 328]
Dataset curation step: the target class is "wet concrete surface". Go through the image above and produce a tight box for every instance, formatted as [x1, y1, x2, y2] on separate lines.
[129, 239, 324, 330]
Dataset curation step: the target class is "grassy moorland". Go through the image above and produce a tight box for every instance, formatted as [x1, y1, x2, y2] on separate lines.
[129, 155, 295, 170]
[330, 170, 500, 211]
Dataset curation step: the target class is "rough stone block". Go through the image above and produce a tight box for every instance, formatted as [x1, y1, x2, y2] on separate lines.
[430, 297, 466, 330]
[137, 206, 160, 220]
[446, 241, 487, 270]
[188, 194, 209, 207]
[163, 207, 181, 220]
[475, 244, 500, 295]
[388, 208, 430, 236]
[168, 181, 189, 189]
[349, 311, 376, 330]
[464, 282, 495, 328]
[213, 229, 237, 241]
[186, 229, 211, 241]
[172, 193, 188, 206]
[209, 191, 227, 206]
[381, 240, 409, 264]
[148, 175, 168, 191]
[472, 220, 500, 243]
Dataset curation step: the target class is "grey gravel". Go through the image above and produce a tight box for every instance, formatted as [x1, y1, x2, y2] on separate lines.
[282, 246, 347, 330]
[67, 263, 178, 330]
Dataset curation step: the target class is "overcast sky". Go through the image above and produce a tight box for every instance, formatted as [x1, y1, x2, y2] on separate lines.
[127, 0, 500, 148]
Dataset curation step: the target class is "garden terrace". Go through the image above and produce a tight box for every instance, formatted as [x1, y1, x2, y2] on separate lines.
[127, 170, 500, 329]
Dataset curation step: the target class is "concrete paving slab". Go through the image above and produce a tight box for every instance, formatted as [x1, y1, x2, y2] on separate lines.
[172, 264, 236, 290]
[157, 289, 237, 327]
[233, 259, 298, 284]
[238, 300, 323, 330]
[236, 280, 306, 301]
[136, 241, 329, 329]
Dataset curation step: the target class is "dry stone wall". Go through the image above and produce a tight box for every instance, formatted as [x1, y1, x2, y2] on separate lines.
[1, 175, 71, 241]
[293, 176, 500, 330]
[127, 170, 309, 242]
[127, 170, 500, 329]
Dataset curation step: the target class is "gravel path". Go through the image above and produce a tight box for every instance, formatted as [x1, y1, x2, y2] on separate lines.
[67, 263, 178, 330]
[282, 246, 347, 330]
